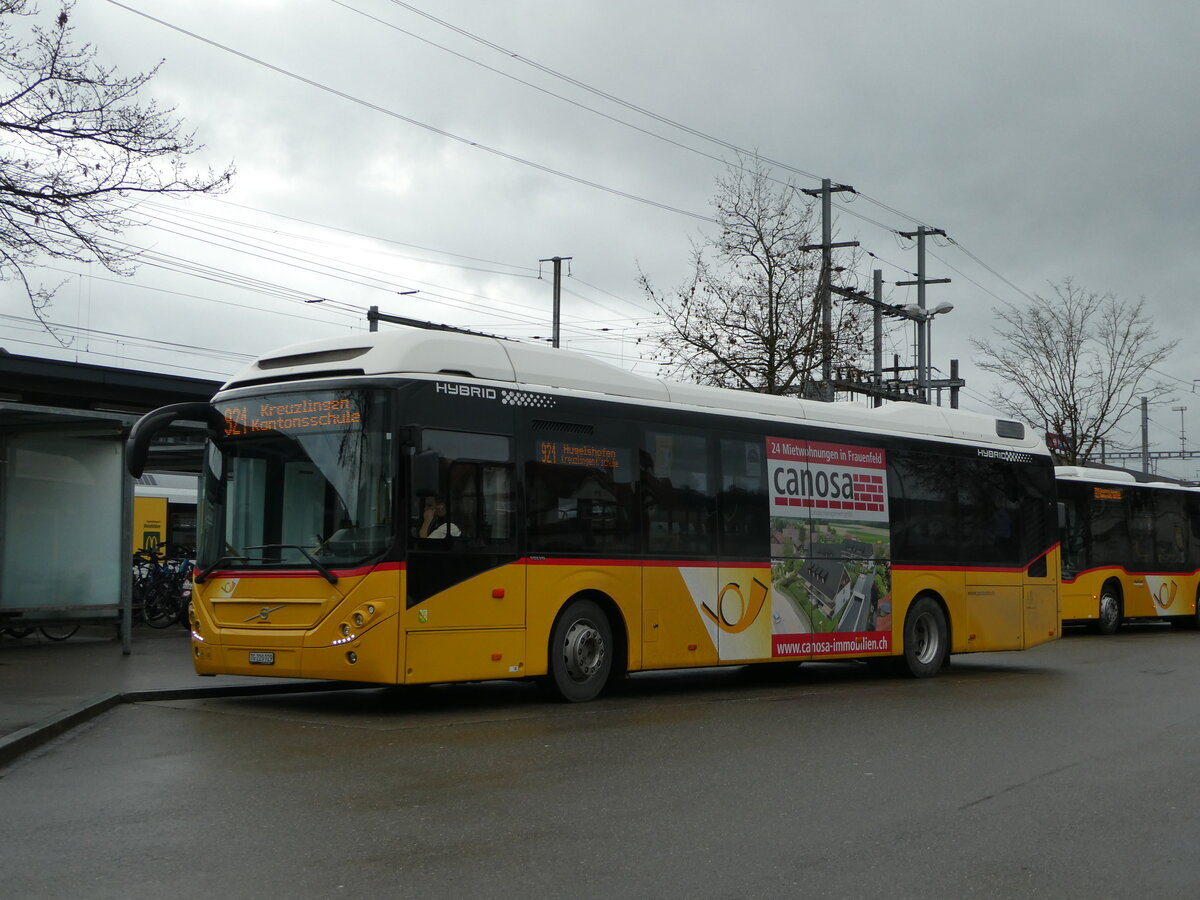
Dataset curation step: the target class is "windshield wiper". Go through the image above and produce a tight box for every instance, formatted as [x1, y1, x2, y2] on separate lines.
[245, 544, 339, 584]
[194, 555, 250, 584]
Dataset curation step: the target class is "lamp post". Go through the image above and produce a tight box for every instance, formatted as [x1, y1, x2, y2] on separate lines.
[902, 302, 954, 403]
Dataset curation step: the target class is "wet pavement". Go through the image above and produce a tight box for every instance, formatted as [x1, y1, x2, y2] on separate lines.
[0, 625, 334, 765]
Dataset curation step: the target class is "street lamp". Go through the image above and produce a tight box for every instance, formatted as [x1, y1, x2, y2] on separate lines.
[902, 302, 955, 403]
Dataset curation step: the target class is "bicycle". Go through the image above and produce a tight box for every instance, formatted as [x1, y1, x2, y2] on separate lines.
[1, 623, 80, 641]
[133, 548, 193, 628]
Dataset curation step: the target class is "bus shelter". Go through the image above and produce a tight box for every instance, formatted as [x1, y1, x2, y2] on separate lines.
[0, 352, 219, 654]
[0, 402, 135, 649]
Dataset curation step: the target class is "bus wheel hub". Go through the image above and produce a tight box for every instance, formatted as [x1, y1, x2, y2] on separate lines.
[563, 619, 604, 681]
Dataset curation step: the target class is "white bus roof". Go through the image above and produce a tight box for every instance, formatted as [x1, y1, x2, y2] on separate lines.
[223, 328, 1046, 453]
[1055, 465, 1200, 492]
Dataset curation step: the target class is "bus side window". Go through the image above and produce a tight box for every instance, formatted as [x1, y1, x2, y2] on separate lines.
[1154, 490, 1186, 569]
[642, 429, 715, 557]
[718, 438, 768, 558]
[958, 458, 1019, 566]
[1015, 464, 1054, 577]
[415, 430, 514, 549]
[525, 425, 636, 554]
[1127, 487, 1155, 569]
[888, 448, 958, 565]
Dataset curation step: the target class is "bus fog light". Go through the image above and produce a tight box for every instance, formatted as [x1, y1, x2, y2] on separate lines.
[346, 651, 358, 664]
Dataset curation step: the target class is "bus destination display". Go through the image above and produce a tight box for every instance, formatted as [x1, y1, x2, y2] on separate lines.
[222, 396, 362, 438]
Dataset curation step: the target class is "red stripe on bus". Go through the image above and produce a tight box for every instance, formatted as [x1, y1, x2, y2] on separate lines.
[200, 560, 405, 580]
[523, 558, 770, 569]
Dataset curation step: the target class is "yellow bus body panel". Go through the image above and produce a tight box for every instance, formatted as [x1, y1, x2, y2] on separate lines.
[1062, 566, 1198, 623]
[525, 561, 642, 676]
[192, 550, 1059, 684]
[192, 566, 402, 683]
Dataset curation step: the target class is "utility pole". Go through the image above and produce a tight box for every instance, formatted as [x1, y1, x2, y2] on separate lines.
[800, 179, 858, 400]
[1173, 405, 1188, 454]
[872, 269, 883, 408]
[539, 256, 572, 348]
[1142, 396, 1150, 473]
[896, 226, 950, 401]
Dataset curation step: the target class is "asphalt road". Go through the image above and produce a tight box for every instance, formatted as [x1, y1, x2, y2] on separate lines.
[3, 624, 1199, 899]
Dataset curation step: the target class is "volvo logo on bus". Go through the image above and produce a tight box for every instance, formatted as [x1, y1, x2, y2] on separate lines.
[245, 605, 285, 623]
[436, 382, 497, 400]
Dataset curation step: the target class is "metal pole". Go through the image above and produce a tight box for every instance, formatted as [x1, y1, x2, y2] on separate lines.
[821, 178, 832, 394]
[872, 269, 883, 408]
[1142, 396, 1150, 473]
[916, 228, 927, 401]
[551, 257, 562, 348]
[540, 256, 572, 348]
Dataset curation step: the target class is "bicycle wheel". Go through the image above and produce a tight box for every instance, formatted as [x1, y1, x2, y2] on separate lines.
[39, 623, 80, 641]
[142, 581, 177, 629]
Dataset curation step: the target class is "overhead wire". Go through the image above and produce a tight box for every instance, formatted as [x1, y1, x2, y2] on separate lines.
[85, 0, 1057, 393]
[103, 0, 717, 224]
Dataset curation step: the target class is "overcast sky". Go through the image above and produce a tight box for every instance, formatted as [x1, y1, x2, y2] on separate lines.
[4, 1, 1199, 476]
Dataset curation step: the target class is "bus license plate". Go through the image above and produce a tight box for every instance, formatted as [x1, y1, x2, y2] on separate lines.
[249, 651, 275, 665]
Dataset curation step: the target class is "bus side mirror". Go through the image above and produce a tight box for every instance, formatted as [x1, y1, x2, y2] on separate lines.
[1057, 502, 1067, 530]
[126, 402, 216, 478]
[413, 449, 441, 498]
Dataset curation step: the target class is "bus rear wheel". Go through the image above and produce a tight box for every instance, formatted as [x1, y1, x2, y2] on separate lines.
[543, 599, 613, 702]
[900, 596, 947, 678]
[1094, 586, 1121, 635]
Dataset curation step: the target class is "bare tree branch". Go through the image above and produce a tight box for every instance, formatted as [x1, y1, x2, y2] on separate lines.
[639, 156, 866, 397]
[0, 1, 235, 330]
[971, 278, 1177, 465]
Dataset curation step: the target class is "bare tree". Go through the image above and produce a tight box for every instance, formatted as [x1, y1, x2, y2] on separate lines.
[639, 157, 866, 397]
[0, 1, 234, 338]
[971, 278, 1178, 465]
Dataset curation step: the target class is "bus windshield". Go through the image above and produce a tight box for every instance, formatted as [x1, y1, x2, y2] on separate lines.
[198, 388, 394, 571]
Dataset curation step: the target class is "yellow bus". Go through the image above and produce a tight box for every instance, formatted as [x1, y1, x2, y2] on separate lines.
[1057, 465, 1200, 633]
[127, 329, 1060, 701]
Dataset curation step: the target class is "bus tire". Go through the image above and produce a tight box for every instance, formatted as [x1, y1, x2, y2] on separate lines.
[542, 598, 613, 703]
[900, 596, 947, 678]
[1094, 584, 1121, 635]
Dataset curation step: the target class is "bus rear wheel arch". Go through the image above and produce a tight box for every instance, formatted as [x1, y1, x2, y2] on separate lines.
[1094, 581, 1122, 635]
[899, 594, 949, 678]
[541, 595, 623, 702]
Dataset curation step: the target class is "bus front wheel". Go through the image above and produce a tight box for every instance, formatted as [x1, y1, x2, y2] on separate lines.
[900, 597, 947, 678]
[542, 599, 613, 703]
[1094, 586, 1121, 635]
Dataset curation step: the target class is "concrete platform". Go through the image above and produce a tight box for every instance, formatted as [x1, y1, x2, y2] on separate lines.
[0, 625, 340, 765]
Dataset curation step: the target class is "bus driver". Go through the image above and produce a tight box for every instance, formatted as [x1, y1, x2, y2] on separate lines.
[419, 495, 461, 539]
